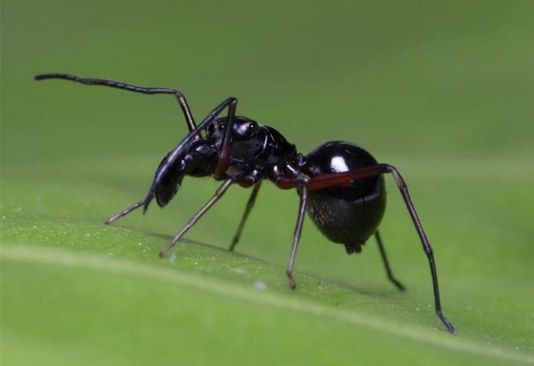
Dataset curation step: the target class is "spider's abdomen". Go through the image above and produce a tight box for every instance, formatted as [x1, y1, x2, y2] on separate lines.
[303, 141, 386, 254]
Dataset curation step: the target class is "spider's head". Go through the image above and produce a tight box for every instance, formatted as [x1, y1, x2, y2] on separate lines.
[149, 139, 218, 209]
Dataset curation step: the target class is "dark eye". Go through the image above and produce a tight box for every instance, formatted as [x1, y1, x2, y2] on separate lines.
[206, 121, 225, 136]
[206, 122, 215, 135]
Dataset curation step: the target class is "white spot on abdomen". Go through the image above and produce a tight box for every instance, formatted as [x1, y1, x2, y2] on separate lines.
[331, 156, 349, 173]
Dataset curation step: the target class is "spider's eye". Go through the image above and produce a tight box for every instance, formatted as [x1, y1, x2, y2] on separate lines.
[206, 121, 225, 136]
[206, 123, 215, 135]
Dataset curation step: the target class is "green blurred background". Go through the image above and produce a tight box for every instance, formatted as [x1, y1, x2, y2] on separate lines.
[1, 1, 533, 365]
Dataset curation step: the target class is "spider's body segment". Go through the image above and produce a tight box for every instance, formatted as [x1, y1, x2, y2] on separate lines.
[303, 142, 387, 254]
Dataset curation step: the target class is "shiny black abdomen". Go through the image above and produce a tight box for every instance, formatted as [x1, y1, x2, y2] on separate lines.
[302, 141, 386, 254]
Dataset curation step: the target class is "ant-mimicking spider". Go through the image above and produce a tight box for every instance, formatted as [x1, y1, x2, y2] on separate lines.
[35, 73, 455, 333]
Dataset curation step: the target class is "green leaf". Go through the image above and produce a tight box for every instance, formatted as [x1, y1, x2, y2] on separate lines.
[2, 156, 533, 366]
